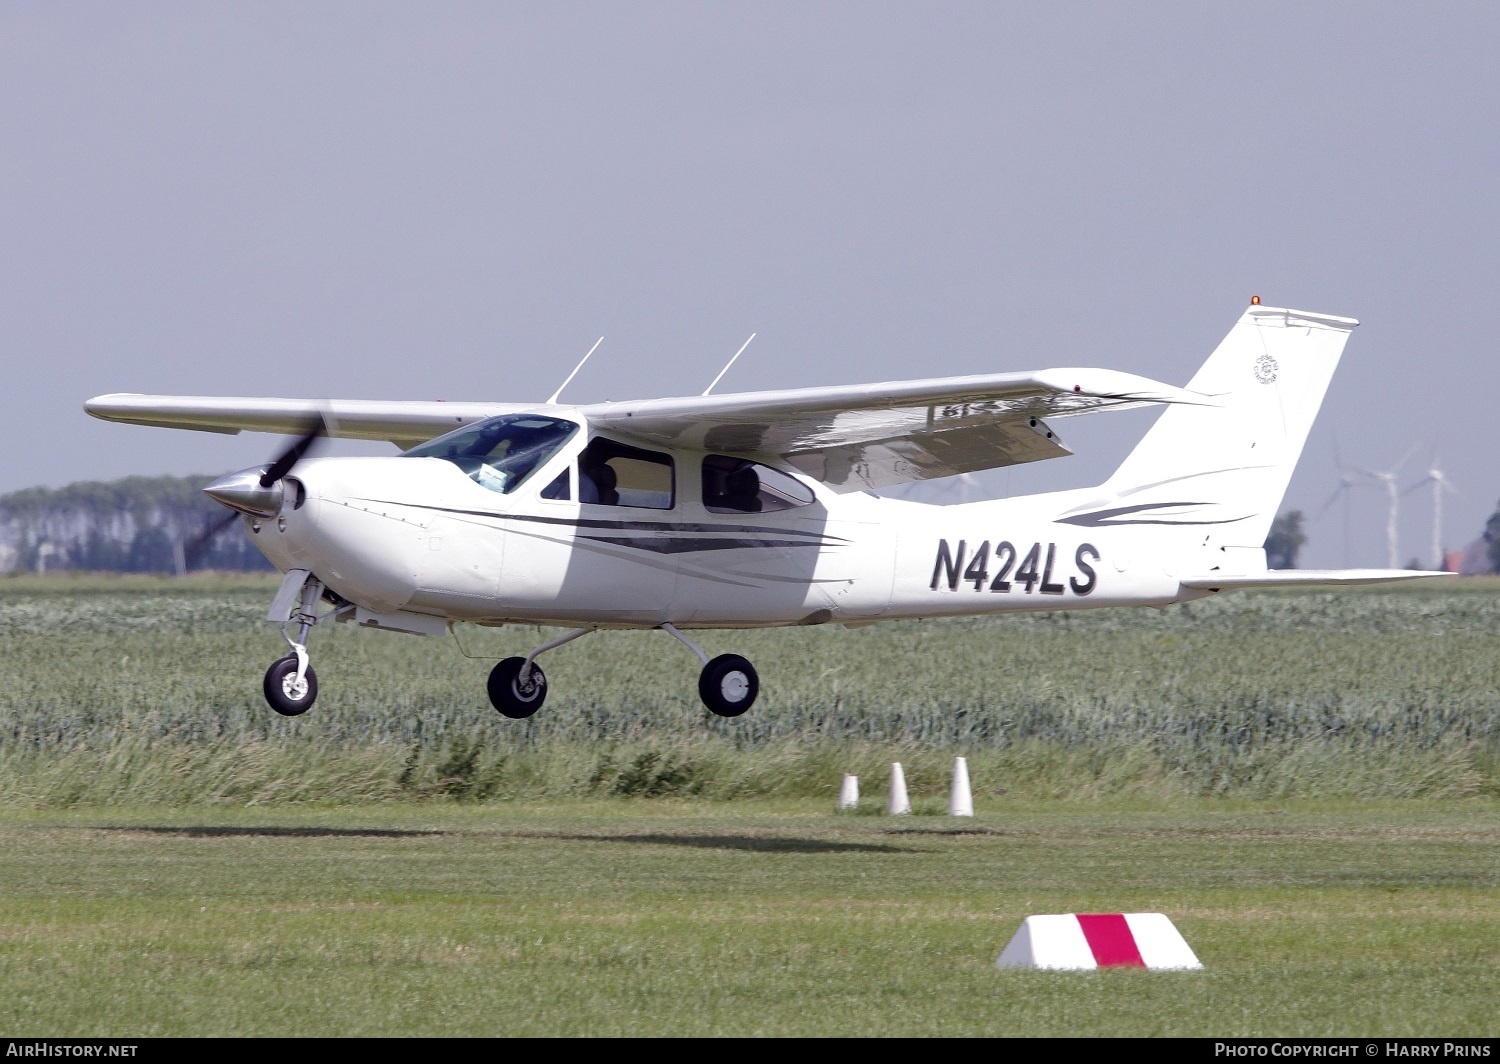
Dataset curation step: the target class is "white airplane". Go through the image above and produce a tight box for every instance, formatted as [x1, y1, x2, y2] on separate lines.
[86, 301, 1446, 718]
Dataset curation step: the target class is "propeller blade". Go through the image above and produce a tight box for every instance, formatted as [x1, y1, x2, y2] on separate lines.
[188, 411, 333, 570]
[183, 507, 242, 567]
[258, 414, 329, 488]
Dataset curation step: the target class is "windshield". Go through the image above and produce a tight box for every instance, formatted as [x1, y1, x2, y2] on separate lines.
[403, 414, 578, 494]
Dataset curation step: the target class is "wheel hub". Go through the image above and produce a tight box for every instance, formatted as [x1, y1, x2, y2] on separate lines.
[721, 671, 750, 702]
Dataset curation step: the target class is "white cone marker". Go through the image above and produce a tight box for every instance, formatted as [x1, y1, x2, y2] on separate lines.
[948, 756, 973, 816]
[837, 774, 859, 811]
[888, 762, 911, 815]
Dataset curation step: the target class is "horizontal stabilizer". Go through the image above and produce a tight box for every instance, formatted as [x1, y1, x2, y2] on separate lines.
[1180, 569, 1455, 590]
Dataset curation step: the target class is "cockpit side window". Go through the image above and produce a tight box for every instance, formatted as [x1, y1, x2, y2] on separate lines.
[402, 414, 578, 495]
[540, 468, 571, 500]
[579, 438, 674, 509]
[702, 455, 815, 513]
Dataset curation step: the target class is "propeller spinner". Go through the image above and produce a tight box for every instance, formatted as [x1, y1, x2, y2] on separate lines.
[189, 417, 329, 564]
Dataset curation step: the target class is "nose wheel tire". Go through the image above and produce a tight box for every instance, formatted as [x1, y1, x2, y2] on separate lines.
[263, 656, 318, 716]
[698, 654, 758, 717]
[488, 657, 548, 719]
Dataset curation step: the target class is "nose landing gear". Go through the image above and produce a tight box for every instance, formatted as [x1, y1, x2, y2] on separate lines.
[264, 651, 318, 716]
[260, 569, 350, 717]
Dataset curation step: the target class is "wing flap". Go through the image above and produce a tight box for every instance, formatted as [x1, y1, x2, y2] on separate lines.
[585, 367, 1199, 492]
[785, 418, 1072, 491]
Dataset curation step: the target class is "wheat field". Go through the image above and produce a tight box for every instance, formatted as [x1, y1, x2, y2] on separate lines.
[0, 573, 1495, 806]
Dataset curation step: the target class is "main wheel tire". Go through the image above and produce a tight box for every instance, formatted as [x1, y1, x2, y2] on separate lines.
[487, 657, 547, 719]
[698, 653, 759, 717]
[263, 655, 318, 716]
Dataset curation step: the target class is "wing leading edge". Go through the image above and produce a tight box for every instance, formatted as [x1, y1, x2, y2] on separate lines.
[86, 366, 1201, 492]
[84, 394, 531, 451]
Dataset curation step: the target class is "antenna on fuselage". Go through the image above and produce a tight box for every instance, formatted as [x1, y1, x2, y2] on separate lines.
[702, 333, 756, 396]
[546, 337, 604, 405]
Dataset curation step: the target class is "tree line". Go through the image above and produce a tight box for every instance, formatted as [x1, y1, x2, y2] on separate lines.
[0, 475, 272, 573]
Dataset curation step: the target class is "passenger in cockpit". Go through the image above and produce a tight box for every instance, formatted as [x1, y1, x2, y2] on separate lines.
[580, 461, 618, 506]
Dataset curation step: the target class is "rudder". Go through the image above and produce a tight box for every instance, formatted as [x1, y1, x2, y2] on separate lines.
[1089, 303, 1357, 550]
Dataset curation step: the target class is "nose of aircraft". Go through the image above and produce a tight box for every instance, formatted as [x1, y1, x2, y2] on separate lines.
[202, 466, 283, 518]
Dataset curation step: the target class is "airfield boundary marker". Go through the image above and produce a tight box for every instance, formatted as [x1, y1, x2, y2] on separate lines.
[836, 774, 859, 811]
[887, 762, 910, 815]
[995, 913, 1203, 970]
[948, 756, 973, 816]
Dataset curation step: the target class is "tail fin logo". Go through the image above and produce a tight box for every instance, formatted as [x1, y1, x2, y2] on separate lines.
[1254, 355, 1278, 384]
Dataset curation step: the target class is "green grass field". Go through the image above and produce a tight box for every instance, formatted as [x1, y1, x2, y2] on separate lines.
[0, 802, 1495, 1036]
[0, 574, 1497, 1034]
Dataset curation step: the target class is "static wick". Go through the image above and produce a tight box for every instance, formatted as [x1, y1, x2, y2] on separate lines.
[547, 337, 605, 405]
[703, 333, 757, 396]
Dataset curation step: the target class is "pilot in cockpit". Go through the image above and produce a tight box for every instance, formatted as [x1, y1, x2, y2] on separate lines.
[579, 459, 618, 506]
[722, 465, 762, 512]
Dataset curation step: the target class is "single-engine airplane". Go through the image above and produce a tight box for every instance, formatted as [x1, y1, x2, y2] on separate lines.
[86, 302, 1447, 719]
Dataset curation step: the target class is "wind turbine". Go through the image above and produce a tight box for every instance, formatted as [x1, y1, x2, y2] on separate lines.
[1314, 438, 1364, 566]
[1356, 444, 1419, 569]
[1404, 460, 1458, 570]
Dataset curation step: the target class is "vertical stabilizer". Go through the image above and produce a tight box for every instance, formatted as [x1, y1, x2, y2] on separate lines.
[1078, 304, 1356, 550]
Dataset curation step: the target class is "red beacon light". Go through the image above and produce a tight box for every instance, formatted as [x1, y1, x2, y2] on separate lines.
[1250, 295, 1261, 305]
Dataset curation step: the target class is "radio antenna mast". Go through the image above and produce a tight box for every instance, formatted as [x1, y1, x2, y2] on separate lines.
[702, 333, 756, 396]
[547, 337, 604, 405]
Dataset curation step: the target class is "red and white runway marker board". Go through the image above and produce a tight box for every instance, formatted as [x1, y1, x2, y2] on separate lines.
[995, 913, 1202, 970]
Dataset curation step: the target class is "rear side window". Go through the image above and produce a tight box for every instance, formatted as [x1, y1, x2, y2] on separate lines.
[702, 455, 815, 513]
[579, 438, 674, 509]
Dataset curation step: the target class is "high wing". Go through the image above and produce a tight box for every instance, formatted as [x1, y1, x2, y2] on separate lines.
[86, 366, 1201, 492]
[84, 395, 533, 451]
[581, 368, 1202, 491]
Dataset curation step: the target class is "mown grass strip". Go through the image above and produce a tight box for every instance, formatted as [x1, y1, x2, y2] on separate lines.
[0, 802, 1494, 1036]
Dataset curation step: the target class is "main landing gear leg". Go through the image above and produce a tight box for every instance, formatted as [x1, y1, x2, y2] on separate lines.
[263, 573, 336, 716]
[487, 627, 594, 719]
[660, 623, 759, 718]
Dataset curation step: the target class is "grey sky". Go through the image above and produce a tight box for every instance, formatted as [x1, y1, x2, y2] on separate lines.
[2, 2, 1496, 568]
